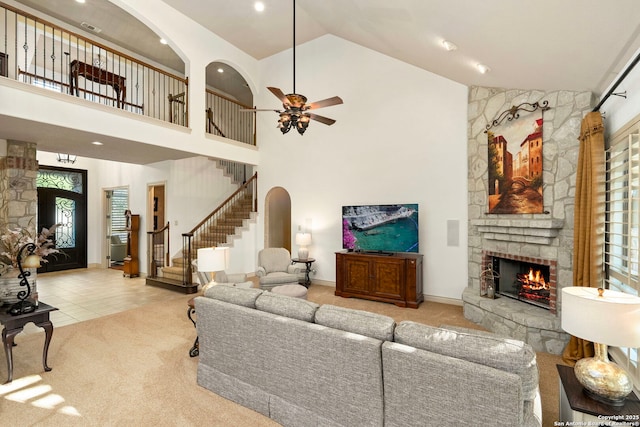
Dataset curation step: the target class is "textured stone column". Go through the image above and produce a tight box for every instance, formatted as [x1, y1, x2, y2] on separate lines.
[0, 140, 38, 231]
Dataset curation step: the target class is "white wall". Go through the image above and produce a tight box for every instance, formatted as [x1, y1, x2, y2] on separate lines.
[36, 152, 256, 274]
[256, 35, 469, 301]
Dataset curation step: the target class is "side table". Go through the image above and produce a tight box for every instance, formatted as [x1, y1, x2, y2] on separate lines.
[291, 257, 315, 288]
[557, 364, 640, 423]
[0, 302, 58, 383]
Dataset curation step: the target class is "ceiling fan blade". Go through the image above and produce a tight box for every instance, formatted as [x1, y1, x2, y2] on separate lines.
[306, 96, 343, 110]
[267, 87, 289, 104]
[308, 113, 336, 126]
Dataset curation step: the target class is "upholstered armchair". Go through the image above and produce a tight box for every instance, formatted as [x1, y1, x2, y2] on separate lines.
[256, 247, 300, 290]
[110, 235, 127, 263]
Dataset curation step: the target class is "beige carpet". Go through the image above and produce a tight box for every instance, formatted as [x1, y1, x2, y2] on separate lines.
[0, 285, 563, 426]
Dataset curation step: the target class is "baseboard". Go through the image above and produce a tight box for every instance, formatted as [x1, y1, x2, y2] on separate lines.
[423, 295, 463, 306]
[311, 280, 463, 306]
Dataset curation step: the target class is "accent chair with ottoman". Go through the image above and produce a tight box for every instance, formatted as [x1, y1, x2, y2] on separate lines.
[255, 247, 300, 290]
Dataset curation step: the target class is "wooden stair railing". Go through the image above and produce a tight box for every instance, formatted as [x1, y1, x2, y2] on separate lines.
[206, 108, 226, 137]
[181, 172, 258, 286]
[146, 221, 170, 280]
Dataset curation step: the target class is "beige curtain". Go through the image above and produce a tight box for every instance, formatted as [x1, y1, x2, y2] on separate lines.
[562, 111, 605, 365]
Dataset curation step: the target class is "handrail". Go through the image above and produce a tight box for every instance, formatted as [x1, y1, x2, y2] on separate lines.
[147, 221, 170, 280]
[0, 1, 184, 80]
[205, 88, 256, 145]
[189, 173, 258, 234]
[181, 173, 258, 285]
[0, 1, 188, 125]
[206, 108, 226, 137]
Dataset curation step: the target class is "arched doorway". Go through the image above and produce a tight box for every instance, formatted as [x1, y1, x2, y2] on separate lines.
[264, 187, 291, 252]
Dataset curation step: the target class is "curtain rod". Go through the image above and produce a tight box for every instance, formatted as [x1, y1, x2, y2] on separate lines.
[593, 51, 640, 112]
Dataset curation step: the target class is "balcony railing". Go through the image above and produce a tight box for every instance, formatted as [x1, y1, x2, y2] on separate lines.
[0, 2, 188, 125]
[205, 89, 256, 146]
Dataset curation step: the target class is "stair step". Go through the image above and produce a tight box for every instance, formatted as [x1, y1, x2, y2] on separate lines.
[145, 277, 198, 294]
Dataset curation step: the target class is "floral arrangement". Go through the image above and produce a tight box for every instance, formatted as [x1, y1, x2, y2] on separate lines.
[0, 223, 62, 272]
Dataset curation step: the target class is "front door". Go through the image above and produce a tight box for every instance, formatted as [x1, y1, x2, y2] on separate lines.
[37, 167, 88, 272]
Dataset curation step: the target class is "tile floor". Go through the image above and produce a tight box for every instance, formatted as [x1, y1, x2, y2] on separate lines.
[17, 267, 180, 335]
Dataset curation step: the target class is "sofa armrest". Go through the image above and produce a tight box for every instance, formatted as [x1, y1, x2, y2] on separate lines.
[256, 266, 266, 277]
[287, 265, 300, 274]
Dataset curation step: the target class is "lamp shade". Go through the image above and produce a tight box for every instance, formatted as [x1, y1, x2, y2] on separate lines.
[197, 247, 229, 272]
[561, 287, 640, 348]
[295, 232, 312, 246]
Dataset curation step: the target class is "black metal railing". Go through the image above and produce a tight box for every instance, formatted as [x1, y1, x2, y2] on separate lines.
[181, 173, 257, 285]
[0, 2, 187, 125]
[147, 221, 170, 280]
[205, 89, 255, 145]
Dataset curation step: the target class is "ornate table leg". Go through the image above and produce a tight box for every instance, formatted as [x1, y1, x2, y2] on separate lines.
[2, 327, 22, 384]
[37, 320, 54, 372]
[187, 302, 198, 357]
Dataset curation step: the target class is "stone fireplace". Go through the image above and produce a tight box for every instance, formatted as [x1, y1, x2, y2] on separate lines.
[465, 86, 595, 354]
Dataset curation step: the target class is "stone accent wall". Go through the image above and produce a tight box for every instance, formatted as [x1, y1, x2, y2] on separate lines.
[465, 86, 594, 354]
[0, 141, 38, 230]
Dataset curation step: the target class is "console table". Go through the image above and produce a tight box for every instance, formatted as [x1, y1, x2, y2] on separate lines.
[336, 251, 423, 308]
[0, 302, 58, 383]
[557, 364, 640, 423]
[69, 59, 126, 108]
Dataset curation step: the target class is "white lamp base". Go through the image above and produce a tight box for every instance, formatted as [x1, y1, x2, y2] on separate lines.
[298, 247, 309, 260]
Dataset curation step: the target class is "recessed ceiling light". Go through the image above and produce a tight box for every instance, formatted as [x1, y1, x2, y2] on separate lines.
[217, 68, 224, 73]
[442, 40, 458, 51]
[476, 63, 491, 74]
[254, 2, 265, 12]
[160, 38, 168, 45]
[76, 0, 86, 3]
[91, 141, 103, 146]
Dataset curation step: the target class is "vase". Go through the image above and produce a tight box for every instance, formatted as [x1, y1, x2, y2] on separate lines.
[0, 268, 37, 305]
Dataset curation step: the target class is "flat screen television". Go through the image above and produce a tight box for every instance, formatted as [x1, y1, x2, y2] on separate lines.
[342, 204, 419, 253]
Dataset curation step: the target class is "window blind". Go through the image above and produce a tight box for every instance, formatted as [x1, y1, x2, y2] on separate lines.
[604, 113, 640, 391]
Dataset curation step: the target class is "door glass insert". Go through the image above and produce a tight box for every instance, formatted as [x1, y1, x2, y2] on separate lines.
[55, 196, 76, 248]
[37, 169, 83, 193]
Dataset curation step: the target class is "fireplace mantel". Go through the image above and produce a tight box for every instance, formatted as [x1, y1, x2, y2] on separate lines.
[471, 218, 564, 245]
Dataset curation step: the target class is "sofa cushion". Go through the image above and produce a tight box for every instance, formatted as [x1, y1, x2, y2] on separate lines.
[255, 292, 319, 322]
[203, 285, 263, 308]
[315, 305, 395, 341]
[394, 321, 538, 400]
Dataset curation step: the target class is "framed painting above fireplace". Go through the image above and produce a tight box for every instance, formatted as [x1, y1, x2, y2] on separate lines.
[486, 102, 549, 214]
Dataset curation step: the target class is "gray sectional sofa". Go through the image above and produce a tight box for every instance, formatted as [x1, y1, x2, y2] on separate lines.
[195, 286, 542, 427]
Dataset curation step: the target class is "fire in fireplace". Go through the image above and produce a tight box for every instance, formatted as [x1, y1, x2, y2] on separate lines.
[492, 256, 552, 309]
[516, 268, 550, 305]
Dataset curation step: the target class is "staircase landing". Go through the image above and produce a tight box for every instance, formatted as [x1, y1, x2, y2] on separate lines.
[146, 277, 198, 294]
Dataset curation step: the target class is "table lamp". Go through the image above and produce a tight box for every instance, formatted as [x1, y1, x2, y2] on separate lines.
[561, 286, 640, 406]
[197, 247, 229, 287]
[295, 232, 312, 260]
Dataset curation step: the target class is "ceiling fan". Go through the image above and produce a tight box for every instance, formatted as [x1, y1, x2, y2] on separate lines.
[243, 0, 343, 135]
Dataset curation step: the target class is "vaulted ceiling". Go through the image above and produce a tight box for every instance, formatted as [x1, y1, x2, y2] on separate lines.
[16, 0, 640, 97]
[5, 0, 640, 164]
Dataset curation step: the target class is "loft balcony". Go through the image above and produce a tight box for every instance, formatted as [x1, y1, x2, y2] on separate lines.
[0, 2, 256, 156]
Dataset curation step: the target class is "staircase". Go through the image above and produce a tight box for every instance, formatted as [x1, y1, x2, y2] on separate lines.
[145, 172, 257, 293]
